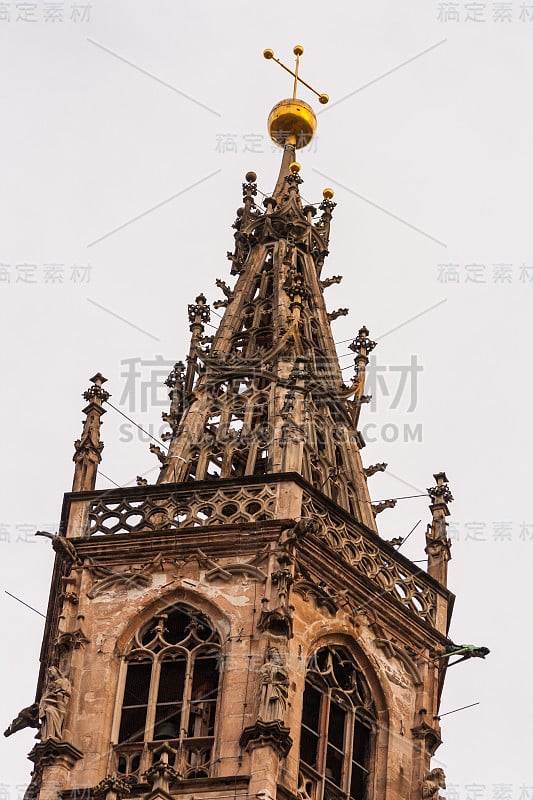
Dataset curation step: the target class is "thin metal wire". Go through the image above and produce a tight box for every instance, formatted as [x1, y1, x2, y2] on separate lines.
[373, 494, 428, 503]
[437, 701, 480, 718]
[396, 519, 422, 550]
[5, 590, 45, 618]
[106, 400, 169, 451]
[98, 471, 121, 488]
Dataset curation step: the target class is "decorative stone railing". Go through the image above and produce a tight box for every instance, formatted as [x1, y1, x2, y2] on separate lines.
[113, 736, 213, 780]
[85, 481, 278, 536]
[301, 492, 438, 626]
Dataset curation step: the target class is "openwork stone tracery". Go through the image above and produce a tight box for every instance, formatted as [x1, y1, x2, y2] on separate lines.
[299, 646, 376, 800]
[155, 166, 377, 531]
[114, 604, 221, 781]
[301, 493, 437, 624]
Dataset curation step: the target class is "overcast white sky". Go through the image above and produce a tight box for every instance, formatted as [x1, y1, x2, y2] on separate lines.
[1, 0, 532, 795]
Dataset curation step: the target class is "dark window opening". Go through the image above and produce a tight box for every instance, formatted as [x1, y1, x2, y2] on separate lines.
[254, 448, 269, 475]
[118, 605, 221, 762]
[350, 717, 371, 800]
[299, 647, 375, 800]
[118, 661, 152, 743]
[154, 657, 186, 740]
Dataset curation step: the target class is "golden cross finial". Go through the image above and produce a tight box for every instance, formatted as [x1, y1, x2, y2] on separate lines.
[263, 46, 329, 149]
[263, 45, 329, 105]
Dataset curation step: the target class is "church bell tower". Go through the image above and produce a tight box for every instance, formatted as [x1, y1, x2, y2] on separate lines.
[6, 46, 483, 800]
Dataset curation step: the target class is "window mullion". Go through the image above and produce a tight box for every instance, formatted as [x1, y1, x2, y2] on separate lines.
[343, 707, 355, 796]
[316, 688, 331, 798]
[111, 658, 128, 744]
[180, 652, 194, 741]
[145, 657, 161, 742]
[299, 649, 375, 800]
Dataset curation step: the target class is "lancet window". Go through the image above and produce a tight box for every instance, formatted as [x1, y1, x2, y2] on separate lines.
[298, 646, 376, 800]
[233, 248, 275, 355]
[115, 604, 221, 779]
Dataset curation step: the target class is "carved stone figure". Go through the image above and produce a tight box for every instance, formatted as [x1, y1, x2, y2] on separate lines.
[258, 647, 289, 723]
[422, 768, 447, 800]
[277, 518, 320, 557]
[38, 666, 71, 741]
[293, 517, 321, 537]
[4, 703, 39, 737]
[35, 531, 80, 566]
[92, 773, 134, 800]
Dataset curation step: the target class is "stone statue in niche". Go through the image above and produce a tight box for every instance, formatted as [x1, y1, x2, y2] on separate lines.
[38, 666, 71, 741]
[422, 768, 447, 800]
[258, 647, 289, 723]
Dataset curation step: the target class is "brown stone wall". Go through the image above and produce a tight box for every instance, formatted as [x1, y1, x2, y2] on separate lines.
[34, 534, 443, 800]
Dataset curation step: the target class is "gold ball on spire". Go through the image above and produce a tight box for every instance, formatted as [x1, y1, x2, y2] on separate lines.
[245, 171, 257, 182]
[323, 188, 334, 200]
[318, 93, 329, 105]
[267, 98, 317, 149]
[293, 45, 304, 56]
[290, 162, 301, 173]
[263, 48, 274, 60]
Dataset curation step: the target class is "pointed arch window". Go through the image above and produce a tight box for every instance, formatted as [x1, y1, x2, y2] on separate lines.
[298, 646, 375, 800]
[115, 604, 221, 779]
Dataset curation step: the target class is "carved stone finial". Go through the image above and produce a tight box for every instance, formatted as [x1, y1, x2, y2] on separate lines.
[243, 171, 258, 199]
[287, 171, 303, 189]
[143, 741, 181, 791]
[348, 326, 377, 428]
[426, 472, 453, 586]
[314, 194, 336, 253]
[184, 294, 211, 397]
[92, 774, 133, 800]
[72, 373, 110, 492]
[161, 362, 186, 442]
[349, 326, 377, 357]
[427, 472, 454, 509]
[164, 361, 185, 390]
[82, 372, 110, 403]
[188, 293, 211, 328]
[319, 195, 336, 214]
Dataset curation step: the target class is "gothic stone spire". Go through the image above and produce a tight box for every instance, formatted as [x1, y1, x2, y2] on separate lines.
[157, 162, 377, 531]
